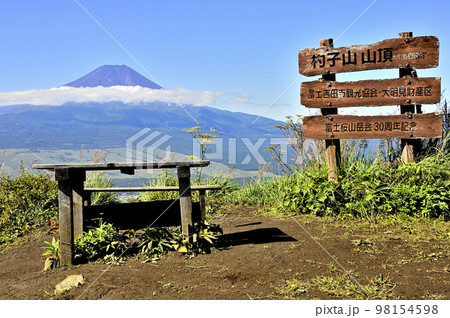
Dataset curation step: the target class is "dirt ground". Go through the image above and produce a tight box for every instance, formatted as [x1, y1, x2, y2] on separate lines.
[0, 206, 449, 300]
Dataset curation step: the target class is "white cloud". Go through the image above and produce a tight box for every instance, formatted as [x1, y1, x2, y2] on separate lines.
[224, 97, 253, 105]
[221, 93, 254, 105]
[0, 86, 216, 107]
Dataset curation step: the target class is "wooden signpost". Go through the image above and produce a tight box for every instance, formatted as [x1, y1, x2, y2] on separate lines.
[301, 77, 441, 108]
[303, 113, 443, 140]
[318, 38, 340, 182]
[299, 35, 439, 76]
[299, 33, 442, 181]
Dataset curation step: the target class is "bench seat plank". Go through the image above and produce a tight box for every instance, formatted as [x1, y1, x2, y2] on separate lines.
[33, 161, 210, 171]
[85, 185, 222, 192]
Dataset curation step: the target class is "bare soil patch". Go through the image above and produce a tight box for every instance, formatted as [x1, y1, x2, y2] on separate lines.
[0, 206, 449, 300]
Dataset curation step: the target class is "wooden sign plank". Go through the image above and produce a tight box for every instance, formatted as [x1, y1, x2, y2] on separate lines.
[303, 113, 442, 140]
[299, 36, 439, 76]
[301, 77, 441, 108]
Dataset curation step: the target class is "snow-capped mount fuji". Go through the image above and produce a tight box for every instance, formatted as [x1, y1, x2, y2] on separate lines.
[64, 65, 163, 89]
[0, 64, 286, 173]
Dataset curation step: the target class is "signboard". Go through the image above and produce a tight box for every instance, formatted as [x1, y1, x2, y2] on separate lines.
[298, 36, 439, 76]
[303, 113, 443, 140]
[300, 77, 441, 108]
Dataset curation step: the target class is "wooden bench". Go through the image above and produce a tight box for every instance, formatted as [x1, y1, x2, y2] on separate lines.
[32, 161, 214, 265]
[84, 184, 222, 222]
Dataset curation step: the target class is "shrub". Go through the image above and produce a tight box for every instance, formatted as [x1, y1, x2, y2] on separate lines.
[177, 222, 223, 258]
[138, 222, 223, 261]
[0, 168, 58, 245]
[255, 114, 450, 220]
[138, 226, 179, 262]
[74, 221, 132, 264]
[72, 221, 223, 265]
[42, 237, 60, 262]
[227, 148, 450, 220]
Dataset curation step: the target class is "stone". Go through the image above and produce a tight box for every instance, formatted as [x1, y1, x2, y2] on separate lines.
[55, 274, 85, 294]
[43, 258, 58, 271]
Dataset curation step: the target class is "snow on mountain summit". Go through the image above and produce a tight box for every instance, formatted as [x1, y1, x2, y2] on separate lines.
[63, 65, 163, 89]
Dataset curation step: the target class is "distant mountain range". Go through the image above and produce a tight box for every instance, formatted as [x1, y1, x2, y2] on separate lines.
[64, 65, 163, 89]
[0, 65, 287, 174]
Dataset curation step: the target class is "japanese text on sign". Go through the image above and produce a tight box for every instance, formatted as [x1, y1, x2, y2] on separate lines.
[311, 48, 393, 69]
[308, 86, 432, 100]
[298, 36, 439, 76]
[324, 121, 417, 133]
[302, 113, 442, 140]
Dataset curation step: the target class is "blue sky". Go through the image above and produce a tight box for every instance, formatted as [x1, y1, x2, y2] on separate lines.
[0, 0, 449, 120]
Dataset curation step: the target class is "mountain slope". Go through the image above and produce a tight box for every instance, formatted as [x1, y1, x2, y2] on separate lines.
[1, 64, 287, 172]
[0, 102, 285, 171]
[64, 65, 163, 89]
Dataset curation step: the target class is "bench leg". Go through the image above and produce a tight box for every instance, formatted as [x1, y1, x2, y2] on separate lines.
[58, 180, 74, 266]
[55, 169, 86, 266]
[199, 189, 206, 222]
[72, 182, 84, 238]
[177, 166, 193, 238]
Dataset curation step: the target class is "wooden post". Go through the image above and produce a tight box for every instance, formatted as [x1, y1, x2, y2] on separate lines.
[177, 166, 193, 237]
[54, 168, 86, 266]
[320, 38, 341, 182]
[399, 32, 420, 163]
[71, 171, 85, 238]
[199, 189, 206, 222]
[56, 177, 73, 266]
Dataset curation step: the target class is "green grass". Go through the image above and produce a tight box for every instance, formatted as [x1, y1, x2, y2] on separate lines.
[223, 115, 450, 221]
[85, 171, 120, 205]
[276, 273, 395, 300]
[133, 170, 239, 217]
[223, 143, 450, 221]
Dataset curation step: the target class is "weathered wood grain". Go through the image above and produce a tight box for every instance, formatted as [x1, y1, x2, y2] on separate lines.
[299, 36, 439, 76]
[301, 77, 441, 108]
[303, 113, 443, 140]
[399, 32, 421, 164]
[32, 161, 210, 171]
[199, 189, 206, 222]
[84, 185, 222, 192]
[72, 181, 84, 239]
[177, 166, 193, 238]
[71, 170, 86, 239]
[58, 180, 73, 266]
[318, 38, 341, 182]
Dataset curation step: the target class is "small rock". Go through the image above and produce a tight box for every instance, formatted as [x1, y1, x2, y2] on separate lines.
[43, 258, 58, 271]
[55, 274, 85, 294]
